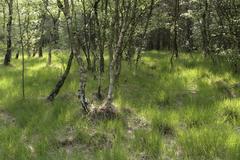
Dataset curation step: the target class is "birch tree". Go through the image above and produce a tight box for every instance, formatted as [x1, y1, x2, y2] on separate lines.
[3, 0, 13, 65]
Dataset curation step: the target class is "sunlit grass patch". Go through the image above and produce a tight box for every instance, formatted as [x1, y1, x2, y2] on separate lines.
[132, 129, 162, 159]
[0, 51, 240, 159]
[148, 109, 179, 136]
[179, 126, 229, 159]
[182, 105, 216, 128]
[217, 99, 240, 125]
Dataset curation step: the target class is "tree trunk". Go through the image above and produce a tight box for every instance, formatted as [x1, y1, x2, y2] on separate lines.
[47, 51, 74, 101]
[52, 0, 89, 112]
[15, 50, 19, 59]
[106, 54, 117, 105]
[48, 45, 52, 65]
[99, 51, 104, 73]
[114, 52, 122, 82]
[92, 50, 97, 79]
[17, 0, 25, 99]
[135, 0, 154, 69]
[170, 0, 180, 68]
[38, 14, 46, 58]
[25, 1, 31, 57]
[81, 0, 91, 71]
[76, 53, 89, 112]
[105, 26, 125, 106]
[2, 2, 6, 42]
[202, 0, 210, 57]
[38, 45, 43, 57]
[186, 18, 193, 52]
[172, 0, 179, 58]
[3, 0, 13, 65]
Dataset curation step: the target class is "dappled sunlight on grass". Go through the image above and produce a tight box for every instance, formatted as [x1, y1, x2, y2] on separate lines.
[27, 63, 47, 72]
[0, 51, 240, 159]
[0, 77, 14, 90]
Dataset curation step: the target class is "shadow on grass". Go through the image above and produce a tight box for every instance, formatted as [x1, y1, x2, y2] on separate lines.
[115, 51, 228, 113]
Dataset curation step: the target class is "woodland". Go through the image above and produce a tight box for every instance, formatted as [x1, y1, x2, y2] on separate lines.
[0, 0, 240, 159]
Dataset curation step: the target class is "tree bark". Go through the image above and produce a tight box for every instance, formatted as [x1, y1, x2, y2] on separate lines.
[25, 1, 31, 57]
[2, 2, 6, 42]
[47, 30, 53, 65]
[49, 0, 89, 112]
[186, 16, 193, 52]
[201, 0, 210, 57]
[81, 0, 92, 71]
[38, 9, 46, 58]
[3, 0, 13, 65]
[105, 26, 125, 105]
[47, 52, 74, 101]
[15, 50, 19, 59]
[173, 0, 179, 58]
[170, 0, 180, 68]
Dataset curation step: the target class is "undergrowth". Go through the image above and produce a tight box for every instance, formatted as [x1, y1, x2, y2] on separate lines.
[0, 51, 239, 159]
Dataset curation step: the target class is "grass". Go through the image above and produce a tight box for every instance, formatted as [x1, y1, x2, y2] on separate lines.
[0, 50, 240, 159]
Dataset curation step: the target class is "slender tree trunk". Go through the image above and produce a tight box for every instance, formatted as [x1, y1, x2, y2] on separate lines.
[135, 0, 154, 69]
[70, 0, 89, 110]
[93, 0, 108, 98]
[81, 0, 92, 70]
[170, 0, 180, 68]
[70, 0, 89, 112]
[38, 14, 46, 58]
[114, 52, 122, 82]
[186, 18, 193, 52]
[92, 50, 97, 79]
[94, 0, 105, 73]
[96, 49, 104, 98]
[173, 19, 179, 58]
[108, 45, 113, 67]
[106, 57, 116, 104]
[15, 50, 19, 59]
[2, 2, 6, 42]
[17, 0, 25, 99]
[173, 0, 179, 58]
[48, 43, 52, 65]
[3, 0, 13, 65]
[47, 0, 74, 102]
[202, 0, 210, 57]
[38, 45, 43, 57]
[76, 52, 89, 112]
[86, 56, 92, 70]
[52, 9, 61, 46]
[105, 27, 125, 106]
[53, 20, 60, 45]
[99, 51, 104, 73]
[47, 52, 74, 101]
[26, 8, 31, 57]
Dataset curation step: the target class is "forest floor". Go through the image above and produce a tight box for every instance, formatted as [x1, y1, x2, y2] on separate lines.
[0, 51, 240, 160]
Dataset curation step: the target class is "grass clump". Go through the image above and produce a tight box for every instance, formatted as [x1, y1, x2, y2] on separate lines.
[179, 126, 240, 160]
[132, 129, 162, 159]
[217, 99, 240, 125]
[95, 144, 128, 160]
[183, 106, 216, 129]
[151, 111, 178, 136]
